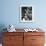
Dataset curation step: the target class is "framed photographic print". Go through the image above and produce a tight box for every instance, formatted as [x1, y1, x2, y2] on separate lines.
[20, 5, 34, 22]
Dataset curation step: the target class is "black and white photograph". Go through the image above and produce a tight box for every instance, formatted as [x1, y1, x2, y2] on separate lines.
[20, 5, 34, 22]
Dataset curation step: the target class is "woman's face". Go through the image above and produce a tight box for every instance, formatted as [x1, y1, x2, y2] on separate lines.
[24, 15, 28, 19]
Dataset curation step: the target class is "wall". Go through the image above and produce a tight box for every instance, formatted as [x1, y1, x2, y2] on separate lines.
[0, 0, 46, 29]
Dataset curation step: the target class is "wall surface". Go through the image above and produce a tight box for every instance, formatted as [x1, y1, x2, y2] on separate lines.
[0, 0, 46, 29]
